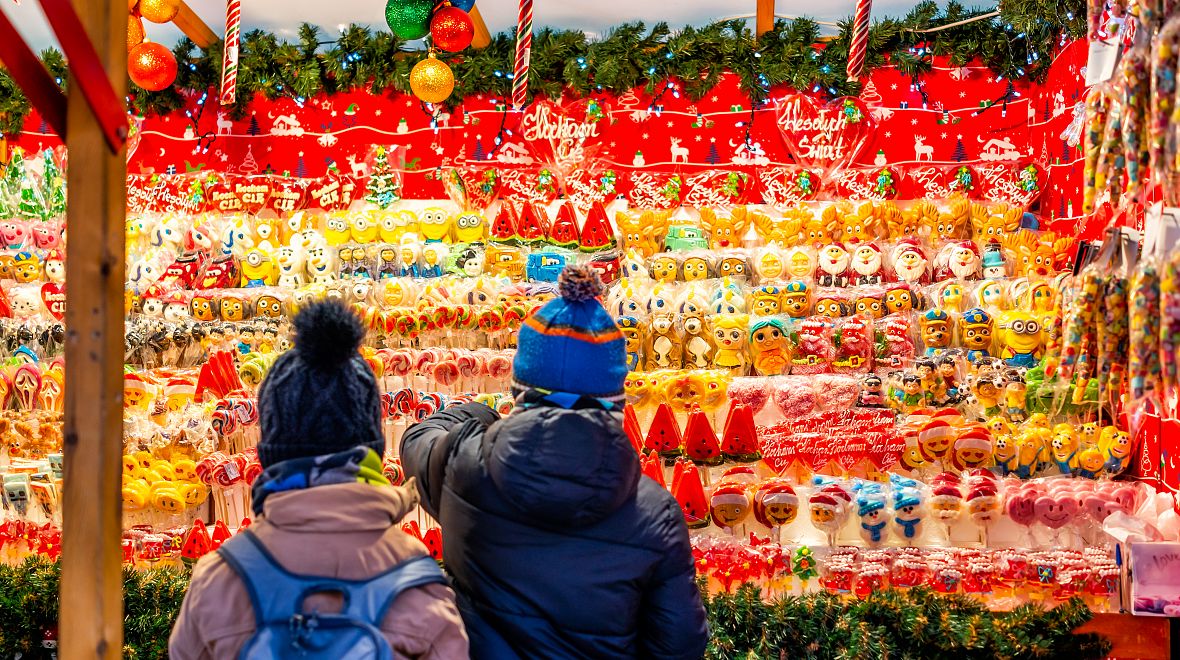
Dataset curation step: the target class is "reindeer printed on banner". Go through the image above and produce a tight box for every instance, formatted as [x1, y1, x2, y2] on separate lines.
[914, 136, 934, 161]
[670, 138, 690, 164]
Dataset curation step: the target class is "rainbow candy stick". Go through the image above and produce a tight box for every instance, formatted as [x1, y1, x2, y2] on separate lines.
[1129, 261, 1161, 401]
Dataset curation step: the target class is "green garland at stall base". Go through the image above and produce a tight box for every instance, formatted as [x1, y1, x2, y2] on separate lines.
[0, 0, 1085, 137]
[0, 558, 1109, 660]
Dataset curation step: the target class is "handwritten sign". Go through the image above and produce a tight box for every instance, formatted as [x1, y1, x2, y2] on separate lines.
[1131, 542, 1180, 615]
[759, 166, 822, 207]
[758, 408, 901, 473]
[776, 94, 875, 174]
[519, 99, 611, 177]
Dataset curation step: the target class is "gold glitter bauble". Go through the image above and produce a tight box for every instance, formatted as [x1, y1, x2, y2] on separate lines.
[410, 55, 455, 104]
[128, 15, 145, 51]
[139, 0, 179, 24]
[128, 41, 178, 91]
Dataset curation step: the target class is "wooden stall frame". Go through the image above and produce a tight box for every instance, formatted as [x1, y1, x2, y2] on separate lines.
[58, 0, 128, 656]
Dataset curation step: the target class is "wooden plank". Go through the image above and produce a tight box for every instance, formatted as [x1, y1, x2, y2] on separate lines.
[756, 0, 775, 37]
[469, 4, 492, 50]
[174, 0, 218, 48]
[58, 0, 127, 655]
[1076, 613, 1169, 660]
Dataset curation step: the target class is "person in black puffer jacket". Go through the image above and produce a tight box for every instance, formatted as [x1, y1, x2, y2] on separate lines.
[401, 265, 708, 660]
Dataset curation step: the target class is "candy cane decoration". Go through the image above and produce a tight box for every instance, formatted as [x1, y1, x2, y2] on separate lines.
[846, 0, 872, 81]
[219, 0, 242, 106]
[511, 0, 533, 109]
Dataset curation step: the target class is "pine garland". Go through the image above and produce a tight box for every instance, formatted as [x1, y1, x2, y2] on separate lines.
[0, 0, 1084, 136]
[0, 558, 1110, 659]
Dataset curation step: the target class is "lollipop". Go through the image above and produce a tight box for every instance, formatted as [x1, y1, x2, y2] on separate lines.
[808, 492, 843, 544]
[753, 479, 799, 537]
[710, 481, 753, 532]
[857, 493, 889, 546]
[929, 482, 963, 524]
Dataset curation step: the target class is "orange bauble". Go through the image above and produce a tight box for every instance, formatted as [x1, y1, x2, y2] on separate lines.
[128, 42, 178, 91]
[128, 15, 145, 50]
[138, 0, 179, 23]
[128, 0, 138, 10]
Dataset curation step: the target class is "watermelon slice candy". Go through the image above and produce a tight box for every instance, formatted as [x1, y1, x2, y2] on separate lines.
[645, 403, 683, 461]
[548, 201, 581, 249]
[180, 519, 212, 564]
[623, 403, 644, 455]
[721, 403, 761, 463]
[670, 458, 711, 529]
[515, 203, 548, 245]
[490, 202, 519, 244]
[579, 201, 617, 252]
[640, 452, 667, 488]
[683, 408, 723, 466]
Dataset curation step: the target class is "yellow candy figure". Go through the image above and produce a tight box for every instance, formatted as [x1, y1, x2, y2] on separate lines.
[998, 310, 1042, 368]
[1050, 423, 1079, 474]
[1076, 447, 1105, 478]
[324, 213, 352, 246]
[453, 212, 487, 243]
[1099, 426, 1132, 475]
[350, 213, 380, 244]
[419, 207, 452, 242]
[240, 248, 275, 287]
[650, 255, 678, 283]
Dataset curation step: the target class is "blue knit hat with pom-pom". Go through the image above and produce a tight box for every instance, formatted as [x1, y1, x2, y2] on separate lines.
[512, 265, 626, 401]
[256, 299, 384, 467]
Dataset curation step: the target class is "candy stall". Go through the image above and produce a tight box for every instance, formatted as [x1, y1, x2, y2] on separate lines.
[1, 0, 1179, 655]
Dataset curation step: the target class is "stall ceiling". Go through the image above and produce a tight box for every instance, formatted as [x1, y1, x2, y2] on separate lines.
[8, 0, 924, 51]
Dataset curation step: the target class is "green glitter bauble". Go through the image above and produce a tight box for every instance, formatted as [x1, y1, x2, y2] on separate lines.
[385, 0, 434, 40]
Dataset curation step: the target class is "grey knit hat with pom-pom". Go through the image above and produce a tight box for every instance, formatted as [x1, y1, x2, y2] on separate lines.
[256, 299, 384, 467]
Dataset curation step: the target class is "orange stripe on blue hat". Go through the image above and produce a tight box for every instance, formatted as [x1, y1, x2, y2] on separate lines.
[522, 314, 623, 344]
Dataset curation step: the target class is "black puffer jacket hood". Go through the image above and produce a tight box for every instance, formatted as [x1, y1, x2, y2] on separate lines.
[486, 406, 640, 528]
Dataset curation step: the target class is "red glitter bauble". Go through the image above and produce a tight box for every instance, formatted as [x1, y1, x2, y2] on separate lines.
[128, 42, 177, 91]
[430, 6, 474, 52]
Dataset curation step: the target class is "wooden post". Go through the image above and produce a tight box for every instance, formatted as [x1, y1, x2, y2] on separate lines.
[174, 0, 218, 48]
[756, 0, 775, 37]
[59, 0, 127, 656]
[469, 4, 492, 49]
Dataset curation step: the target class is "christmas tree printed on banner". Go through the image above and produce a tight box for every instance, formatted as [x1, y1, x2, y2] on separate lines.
[247, 113, 261, 136]
[365, 146, 401, 208]
[952, 136, 967, 162]
[706, 140, 720, 165]
[239, 145, 258, 174]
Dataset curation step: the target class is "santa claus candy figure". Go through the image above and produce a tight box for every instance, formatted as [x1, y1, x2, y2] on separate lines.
[890, 239, 928, 284]
[710, 481, 752, 532]
[816, 243, 850, 287]
[850, 243, 884, 286]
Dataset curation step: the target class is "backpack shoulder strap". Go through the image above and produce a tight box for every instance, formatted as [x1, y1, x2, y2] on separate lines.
[217, 530, 317, 627]
[344, 555, 448, 624]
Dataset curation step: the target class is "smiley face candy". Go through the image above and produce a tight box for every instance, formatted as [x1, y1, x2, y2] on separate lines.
[710, 480, 752, 529]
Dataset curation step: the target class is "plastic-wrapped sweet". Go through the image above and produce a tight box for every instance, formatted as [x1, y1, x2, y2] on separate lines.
[813, 374, 860, 410]
[833, 314, 874, 374]
[726, 377, 770, 413]
[771, 376, 817, 418]
[790, 317, 836, 375]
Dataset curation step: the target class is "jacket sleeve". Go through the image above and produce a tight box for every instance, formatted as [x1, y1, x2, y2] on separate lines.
[637, 499, 710, 660]
[168, 561, 216, 660]
[399, 402, 500, 519]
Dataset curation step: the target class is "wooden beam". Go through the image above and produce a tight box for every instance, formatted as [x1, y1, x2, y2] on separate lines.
[756, 0, 775, 37]
[469, 4, 492, 49]
[174, 0, 218, 48]
[59, 0, 127, 657]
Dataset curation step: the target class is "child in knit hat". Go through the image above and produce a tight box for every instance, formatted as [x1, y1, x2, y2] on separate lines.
[171, 300, 468, 660]
[401, 265, 708, 660]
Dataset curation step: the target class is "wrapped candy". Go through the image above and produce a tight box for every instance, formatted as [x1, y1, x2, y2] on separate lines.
[791, 317, 836, 375]
[726, 377, 770, 414]
[753, 478, 799, 540]
[833, 315, 873, 374]
[856, 488, 889, 546]
[749, 318, 791, 376]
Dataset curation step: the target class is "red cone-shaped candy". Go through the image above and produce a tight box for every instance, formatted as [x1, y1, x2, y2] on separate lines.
[623, 403, 644, 455]
[671, 458, 710, 528]
[641, 452, 667, 488]
[645, 403, 683, 459]
[579, 200, 617, 252]
[683, 408, 723, 466]
[721, 403, 761, 463]
[180, 519, 212, 563]
[548, 201, 580, 249]
[210, 519, 233, 549]
[490, 202, 518, 244]
[515, 203, 548, 245]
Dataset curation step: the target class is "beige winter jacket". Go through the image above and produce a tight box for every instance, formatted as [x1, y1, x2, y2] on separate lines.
[169, 481, 468, 660]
